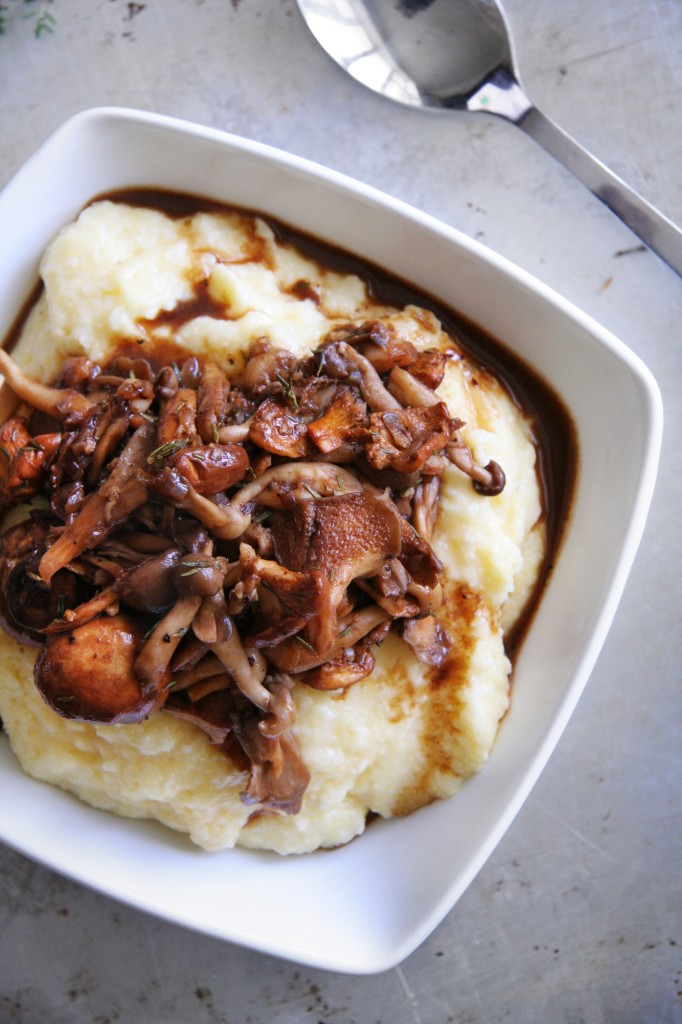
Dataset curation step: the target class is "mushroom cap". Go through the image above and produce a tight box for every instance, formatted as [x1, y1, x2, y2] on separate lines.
[34, 612, 168, 724]
[271, 491, 402, 583]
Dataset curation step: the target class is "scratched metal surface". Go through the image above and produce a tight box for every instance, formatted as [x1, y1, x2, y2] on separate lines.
[0, 1, 680, 1021]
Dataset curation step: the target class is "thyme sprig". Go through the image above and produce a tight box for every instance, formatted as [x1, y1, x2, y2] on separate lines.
[179, 560, 213, 577]
[147, 437, 191, 464]
[275, 372, 298, 409]
[0, 0, 57, 37]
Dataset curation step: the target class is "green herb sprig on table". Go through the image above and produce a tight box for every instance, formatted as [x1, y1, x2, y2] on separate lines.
[0, 0, 57, 38]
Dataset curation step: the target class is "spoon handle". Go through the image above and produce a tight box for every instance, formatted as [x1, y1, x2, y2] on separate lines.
[468, 70, 682, 276]
[520, 107, 682, 275]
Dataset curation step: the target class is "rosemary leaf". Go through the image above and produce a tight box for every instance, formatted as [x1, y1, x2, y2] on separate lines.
[147, 437, 190, 464]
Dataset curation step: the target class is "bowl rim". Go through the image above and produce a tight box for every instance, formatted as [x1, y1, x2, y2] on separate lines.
[0, 107, 663, 973]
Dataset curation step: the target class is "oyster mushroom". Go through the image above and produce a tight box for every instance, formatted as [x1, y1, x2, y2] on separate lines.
[270, 491, 401, 658]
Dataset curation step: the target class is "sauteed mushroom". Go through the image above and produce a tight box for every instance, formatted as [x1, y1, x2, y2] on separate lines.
[0, 314, 507, 817]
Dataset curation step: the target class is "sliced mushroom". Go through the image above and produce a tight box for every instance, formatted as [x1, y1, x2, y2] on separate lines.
[447, 439, 506, 496]
[0, 517, 93, 645]
[156, 387, 197, 447]
[239, 338, 298, 392]
[234, 461, 364, 511]
[38, 421, 156, 584]
[407, 348, 448, 390]
[196, 361, 229, 443]
[412, 475, 441, 542]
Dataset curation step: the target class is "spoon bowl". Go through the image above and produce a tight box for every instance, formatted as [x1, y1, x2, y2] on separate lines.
[296, 0, 682, 275]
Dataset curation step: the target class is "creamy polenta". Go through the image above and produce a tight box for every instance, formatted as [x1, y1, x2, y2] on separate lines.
[0, 199, 544, 854]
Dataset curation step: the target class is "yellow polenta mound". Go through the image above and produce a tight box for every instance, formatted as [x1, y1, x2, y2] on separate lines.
[0, 200, 544, 854]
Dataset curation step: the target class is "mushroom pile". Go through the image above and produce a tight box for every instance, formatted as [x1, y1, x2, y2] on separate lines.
[0, 322, 504, 815]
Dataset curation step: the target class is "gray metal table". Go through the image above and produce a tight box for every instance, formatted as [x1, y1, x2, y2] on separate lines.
[0, 2, 680, 1020]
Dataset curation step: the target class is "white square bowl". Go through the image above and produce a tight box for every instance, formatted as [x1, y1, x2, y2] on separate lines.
[0, 108, 662, 974]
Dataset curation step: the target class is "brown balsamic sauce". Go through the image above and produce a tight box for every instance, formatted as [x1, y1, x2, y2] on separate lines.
[3, 186, 578, 665]
[2, 279, 43, 356]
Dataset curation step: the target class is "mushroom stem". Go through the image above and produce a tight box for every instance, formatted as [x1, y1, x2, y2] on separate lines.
[0, 348, 94, 421]
[211, 622, 271, 711]
[134, 593, 203, 692]
[235, 462, 364, 508]
[264, 605, 390, 673]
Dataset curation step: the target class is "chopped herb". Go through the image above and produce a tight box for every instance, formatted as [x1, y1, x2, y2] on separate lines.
[303, 483, 318, 499]
[162, 679, 178, 692]
[144, 620, 160, 639]
[246, 465, 256, 479]
[338, 624, 353, 638]
[2, 1, 58, 38]
[212, 422, 220, 443]
[179, 561, 213, 577]
[275, 372, 298, 408]
[295, 634, 316, 652]
[173, 625, 189, 638]
[147, 437, 190, 464]
[56, 695, 74, 703]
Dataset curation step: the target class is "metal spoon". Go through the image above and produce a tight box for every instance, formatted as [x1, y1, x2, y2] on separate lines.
[295, 0, 682, 276]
